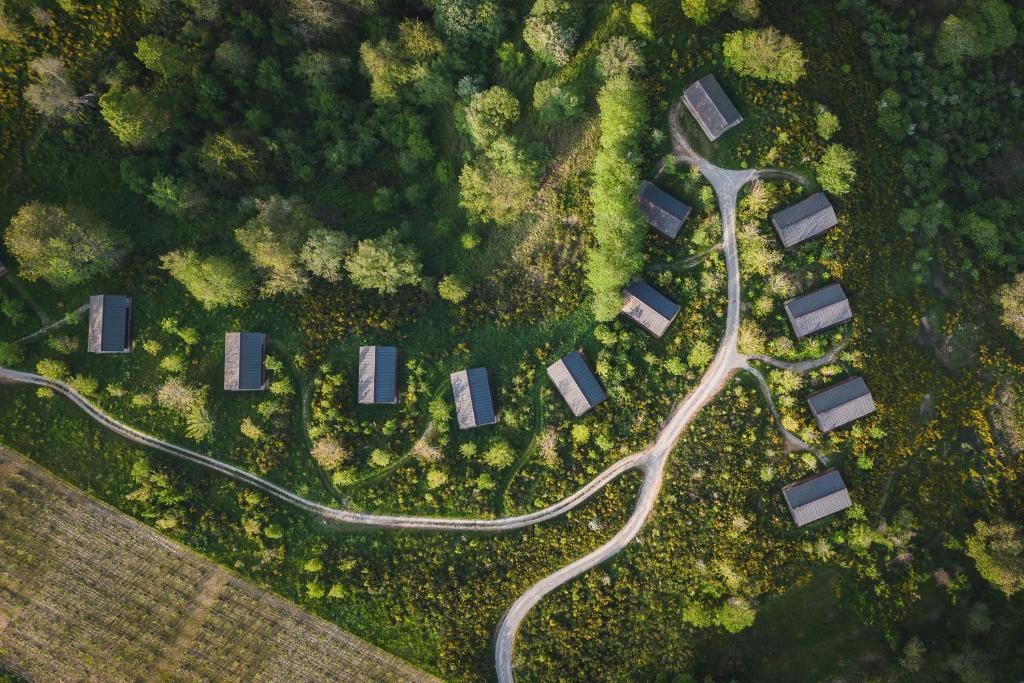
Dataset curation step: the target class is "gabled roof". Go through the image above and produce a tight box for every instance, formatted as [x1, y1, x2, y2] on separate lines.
[682, 75, 743, 141]
[806, 376, 875, 432]
[451, 367, 498, 430]
[771, 193, 839, 248]
[784, 283, 853, 339]
[358, 346, 399, 405]
[638, 181, 691, 240]
[224, 332, 267, 391]
[547, 351, 607, 417]
[87, 295, 132, 354]
[621, 281, 681, 338]
[782, 468, 852, 527]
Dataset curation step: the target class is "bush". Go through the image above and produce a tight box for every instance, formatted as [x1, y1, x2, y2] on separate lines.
[723, 28, 806, 84]
[815, 105, 840, 140]
[997, 273, 1024, 341]
[815, 144, 857, 195]
[344, 230, 424, 295]
[483, 440, 515, 468]
[438, 274, 471, 303]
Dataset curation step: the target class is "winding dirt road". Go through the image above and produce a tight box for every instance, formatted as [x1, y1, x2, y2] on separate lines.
[0, 95, 816, 682]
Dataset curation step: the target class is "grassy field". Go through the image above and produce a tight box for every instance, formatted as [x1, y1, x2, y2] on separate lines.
[0, 445, 439, 683]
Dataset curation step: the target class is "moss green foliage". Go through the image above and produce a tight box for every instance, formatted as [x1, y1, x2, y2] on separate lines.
[134, 34, 190, 79]
[585, 75, 647, 321]
[814, 143, 857, 196]
[160, 250, 252, 309]
[463, 86, 520, 147]
[343, 230, 424, 295]
[437, 274, 471, 304]
[523, 0, 580, 66]
[934, 0, 1017, 65]
[235, 195, 321, 297]
[99, 86, 171, 147]
[966, 520, 1024, 596]
[723, 27, 806, 84]
[814, 105, 839, 140]
[4, 202, 128, 287]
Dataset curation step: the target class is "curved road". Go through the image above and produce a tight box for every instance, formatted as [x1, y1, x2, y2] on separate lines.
[493, 100, 772, 682]
[0, 96, 815, 682]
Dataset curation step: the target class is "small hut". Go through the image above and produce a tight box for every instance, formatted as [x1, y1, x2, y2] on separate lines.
[784, 283, 852, 339]
[358, 346, 399, 405]
[771, 193, 838, 249]
[547, 351, 607, 417]
[224, 332, 268, 392]
[806, 376, 875, 433]
[450, 367, 498, 430]
[638, 181, 691, 240]
[682, 75, 743, 141]
[620, 281, 680, 338]
[782, 468, 852, 527]
[87, 295, 133, 354]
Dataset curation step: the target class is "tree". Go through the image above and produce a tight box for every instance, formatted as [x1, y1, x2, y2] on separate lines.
[23, 56, 89, 118]
[160, 250, 252, 309]
[723, 27, 806, 84]
[596, 36, 643, 80]
[134, 35, 190, 79]
[438, 274, 471, 303]
[586, 76, 647, 320]
[533, 80, 581, 127]
[148, 175, 206, 216]
[430, 0, 507, 47]
[301, 228, 354, 282]
[0, 342, 24, 366]
[344, 230, 424, 295]
[236, 195, 321, 296]
[966, 520, 1024, 596]
[99, 85, 170, 147]
[198, 132, 261, 183]
[4, 202, 128, 287]
[935, 0, 1016, 65]
[311, 437, 351, 470]
[681, 0, 728, 24]
[815, 144, 857, 195]
[360, 20, 442, 103]
[815, 105, 840, 140]
[523, 0, 580, 66]
[483, 440, 515, 468]
[459, 137, 539, 225]
[464, 86, 520, 147]
[997, 273, 1024, 341]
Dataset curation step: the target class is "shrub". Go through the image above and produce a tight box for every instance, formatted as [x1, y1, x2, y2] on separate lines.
[596, 36, 643, 80]
[312, 437, 351, 470]
[369, 448, 392, 467]
[426, 469, 449, 489]
[997, 273, 1024, 341]
[723, 28, 806, 84]
[438, 274, 471, 303]
[815, 105, 840, 140]
[344, 230, 424, 295]
[815, 144, 857, 195]
[966, 520, 1024, 596]
[483, 440, 515, 468]
[36, 358, 69, 380]
[5, 202, 129, 287]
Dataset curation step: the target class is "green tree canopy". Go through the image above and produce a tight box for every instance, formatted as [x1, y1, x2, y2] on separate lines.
[134, 35, 191, 79]
[236, 195, 322, 297]
[160, 250, 253, 309]
[966, 520, 1024, 596]
[344, 229, 424, 295]
[99, 84, 171, 147]
[723, 27, 806, 84]
[523, 0, 580, 66]
[300, 228, 354, 283]
[997, 273, 1024, 341]
[464, 86, 520, 147]
[935, 0, 1017, 65]
[4, 202, 128, 287]
[815, 144, 857, 196]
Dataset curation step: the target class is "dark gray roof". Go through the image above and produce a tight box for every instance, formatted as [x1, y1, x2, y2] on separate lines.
[547, 351, 607, 417]
[806, 376, 875, 432]
[621, 281, 680, 338]
[224, 332, 267, 391]
[638, 181, 691, 240]
[784, 283, 852, 339]
[771, 193, 838, 248]
[682, 75, 743, 141]
[451, 367, 498, 430]
[782, 468, 852, 527]
[358, 346, 399, 404]
[87, 295, 132, 354]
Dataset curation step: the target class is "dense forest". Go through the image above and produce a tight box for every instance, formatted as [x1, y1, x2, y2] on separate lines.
[1, 0, 1023, 680]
